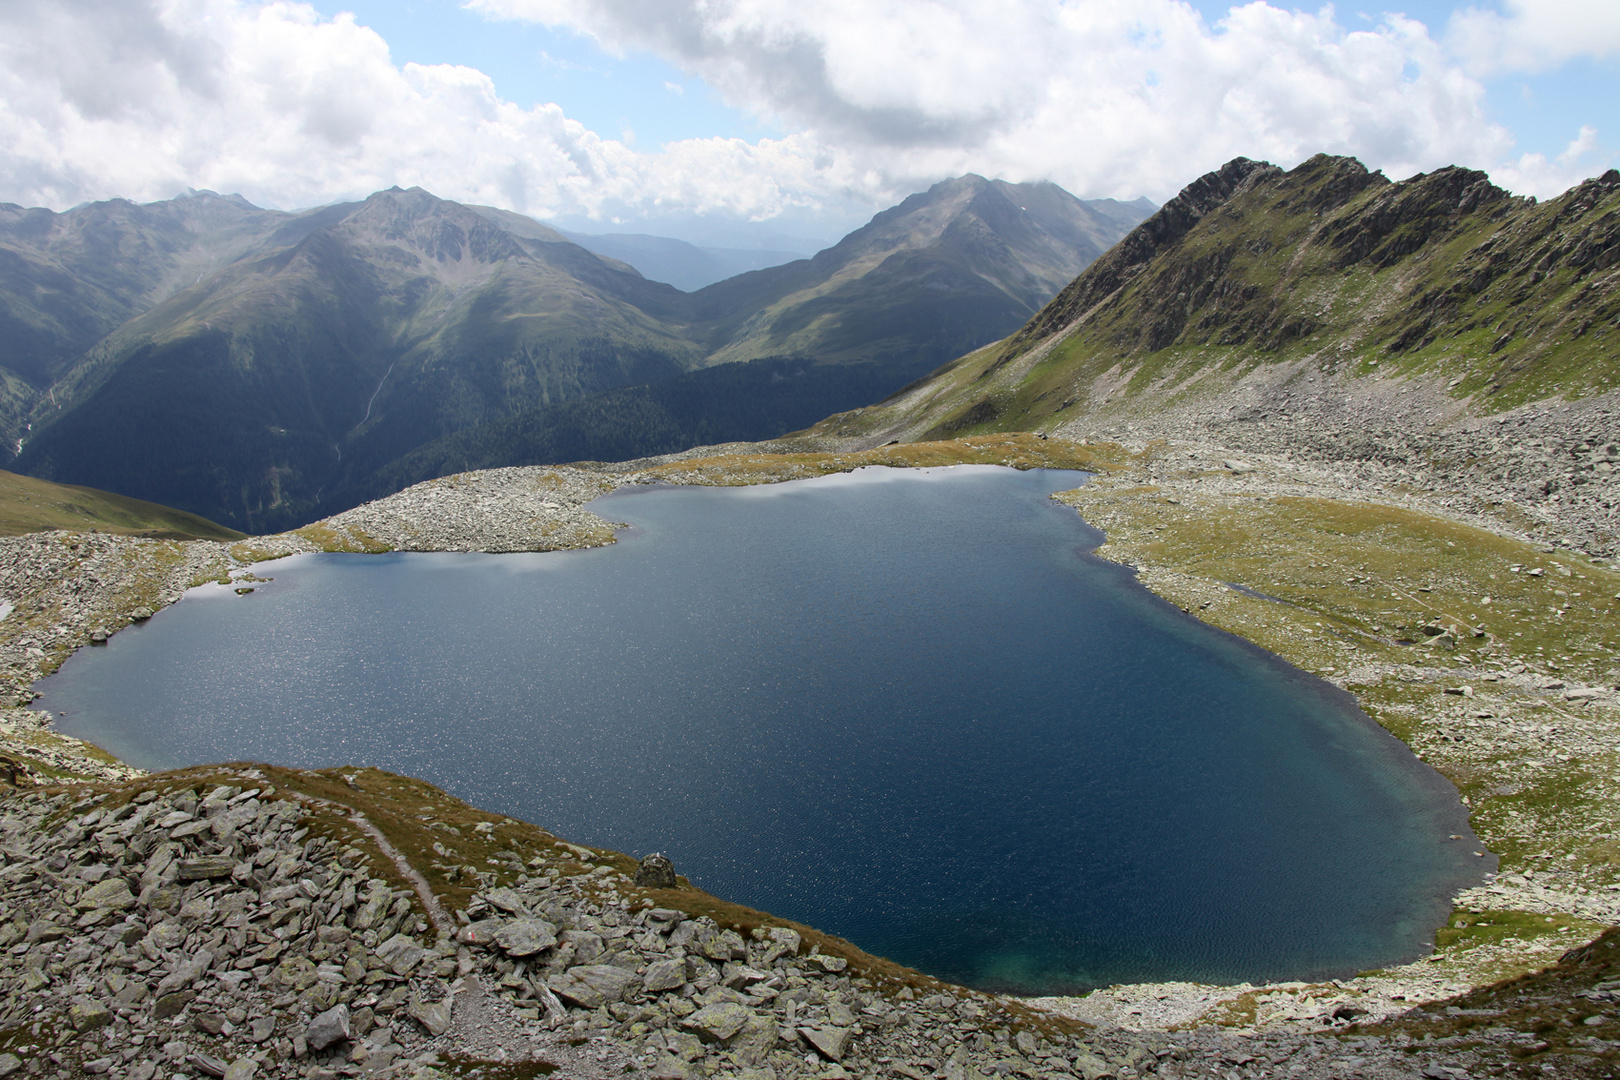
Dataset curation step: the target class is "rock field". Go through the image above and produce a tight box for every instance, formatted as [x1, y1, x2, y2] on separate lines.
[0, 765, 1209, 1080]
[1049, 369, 1620, 559]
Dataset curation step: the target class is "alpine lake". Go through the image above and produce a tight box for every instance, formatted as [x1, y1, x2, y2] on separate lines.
[37, 465, 1487, 996]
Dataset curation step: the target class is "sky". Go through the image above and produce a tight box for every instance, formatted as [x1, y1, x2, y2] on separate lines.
[1, 0, 1617, 242]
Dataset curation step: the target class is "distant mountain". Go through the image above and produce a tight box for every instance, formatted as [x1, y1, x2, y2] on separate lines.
[558, 231, 813, 292]
[684, 176, 1151, 373]
[0, 191, 308, 438]
[13, 188, 698, 531]
[1, 178, 1151, 531]
[805, 155, 1620, 445]
[356, 176, 1153, 501]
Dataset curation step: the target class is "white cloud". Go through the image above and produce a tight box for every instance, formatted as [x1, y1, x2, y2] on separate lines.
[470, 0, 1539, 198]
[1489, 124, 1606, 197]
[0, 0, 868, 219]
[0, 0, 1604, 227]
[1448, 0, 1620, 75]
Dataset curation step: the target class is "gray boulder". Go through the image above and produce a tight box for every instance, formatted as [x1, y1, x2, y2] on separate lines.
[493, 918, 557, 957]
[642, 958, 686, 993]
[305, 1004, 350, 1051]
[375, 934, 425, 975]
[634, 852, 678, 888]
[408, 993, 453, 1037]
[800, 1025, 853, 1062]
[76, 877, 135, 911]
[681, 1002, 752, 1043]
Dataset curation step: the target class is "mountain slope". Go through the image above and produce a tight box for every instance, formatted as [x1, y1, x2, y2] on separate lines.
[813, 154, 1620, 445]
[354, 357, 911, 502]
[685, 175, 1148, 376]
[0, 470, 243, 540]
[0, 192, 310, 438]
[0, 191, 301, 382]
[13, 188, 699, 531]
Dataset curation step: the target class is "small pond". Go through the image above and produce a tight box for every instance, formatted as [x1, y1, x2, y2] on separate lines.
[38, 465, 1486, 994]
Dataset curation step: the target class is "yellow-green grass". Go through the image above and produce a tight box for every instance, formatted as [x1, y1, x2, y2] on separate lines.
[1435, 909, 1606, 955]
[641, 432, 1128, 485]
[0, 469, 244, 540]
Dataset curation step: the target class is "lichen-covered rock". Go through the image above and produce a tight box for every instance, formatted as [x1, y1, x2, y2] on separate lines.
[75, 877, 135, 911]
[634, 852, 678, 887]
[681, 1001, 752, 1043]
[68, 996, 112, 1032]
[642, 958, 686, 993]
[492, 918, 556, 956]
[408, 993, 453, 1037]
[800, 1024, 854, 1061]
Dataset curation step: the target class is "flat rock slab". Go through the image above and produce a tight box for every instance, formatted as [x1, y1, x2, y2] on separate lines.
[69, 996, 112, 1032]
[175, 855, 236, 881]
[799, 1025, 853, 1062]
[642, 958, 686, 993]
[376, 933, 425, 975]
[408, 994, 453, 1037]
[483, 887, 529, 915]
[682, 1002, 753, 1043]
[76, 878, 135, 911]
[570, 963, 639, 1002]
[549, 964, 638, 1008]
[493, 918, 557, 957]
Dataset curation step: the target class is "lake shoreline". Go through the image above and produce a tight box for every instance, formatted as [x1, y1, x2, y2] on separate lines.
[3, 431, 1618, 1077]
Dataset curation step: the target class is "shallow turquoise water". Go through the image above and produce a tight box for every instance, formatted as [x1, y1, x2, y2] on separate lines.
[39, 465, 1487, 993]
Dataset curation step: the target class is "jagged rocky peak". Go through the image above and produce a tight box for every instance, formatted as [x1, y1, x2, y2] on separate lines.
[335, 187, 529, 266]
[1323, 163, 1514, 269]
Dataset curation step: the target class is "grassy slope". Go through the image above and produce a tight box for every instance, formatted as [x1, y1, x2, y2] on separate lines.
[0, 469, 243, 539]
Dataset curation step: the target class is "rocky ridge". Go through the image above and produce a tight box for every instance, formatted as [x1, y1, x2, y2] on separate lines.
[805, 156, 1620, 558]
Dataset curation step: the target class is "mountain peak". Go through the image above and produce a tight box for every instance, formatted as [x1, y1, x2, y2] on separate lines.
[179, 189, 261, 210]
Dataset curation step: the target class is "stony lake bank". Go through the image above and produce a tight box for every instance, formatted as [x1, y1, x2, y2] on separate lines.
[3, 424, 1620, 1079]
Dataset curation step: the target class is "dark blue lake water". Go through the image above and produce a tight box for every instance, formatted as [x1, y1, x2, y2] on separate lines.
[39, 466, 1484, 994]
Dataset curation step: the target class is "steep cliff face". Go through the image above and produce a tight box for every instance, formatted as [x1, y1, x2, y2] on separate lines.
[817, 154, 1620, 448]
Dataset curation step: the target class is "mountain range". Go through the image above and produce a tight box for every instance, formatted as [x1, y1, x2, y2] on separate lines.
[0, 177, 1150, 531]
[815, 154, 1620, 442]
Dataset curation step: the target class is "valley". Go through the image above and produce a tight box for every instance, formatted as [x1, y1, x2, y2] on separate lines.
[2, 152, 1620, 1078]
[0, 180, 1148, 534]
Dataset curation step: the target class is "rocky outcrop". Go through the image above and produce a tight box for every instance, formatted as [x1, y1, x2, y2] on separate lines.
[1003, 157, 1284, 353]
